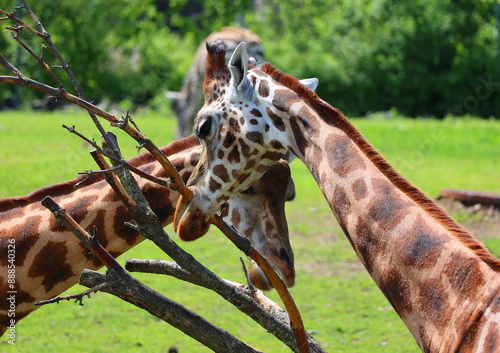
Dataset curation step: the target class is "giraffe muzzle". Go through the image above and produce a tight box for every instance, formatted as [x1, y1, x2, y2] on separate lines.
[173, 188, 212, 241]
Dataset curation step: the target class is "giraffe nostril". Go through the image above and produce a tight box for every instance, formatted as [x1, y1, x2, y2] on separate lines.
[278, 247, 293, 268]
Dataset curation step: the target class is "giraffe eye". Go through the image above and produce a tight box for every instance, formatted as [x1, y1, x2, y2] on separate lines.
[197, 117, 213, 140]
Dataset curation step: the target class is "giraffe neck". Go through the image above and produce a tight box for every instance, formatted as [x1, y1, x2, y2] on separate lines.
[260, 66, 500, 351]
[0, 137, 201, 332]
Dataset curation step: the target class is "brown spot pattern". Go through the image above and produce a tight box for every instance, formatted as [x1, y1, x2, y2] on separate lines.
[1, 215, 41, 267]
[368, 178, 412, 231]
[352, 179, 367, 201]
[401, 215, 446, 269]
[229, 117, 240, 133]
[143, 186, 175, 224]
[250, 108, 262, 117]
[266, 108, 286, 132]
[102, 190, 121, 203]
[443, 252, 483, 299]
[331, 186, 351, 230]
[228, 146, 240, 163]
[223, 131, 236, 148]
[65, 194, 99, 225]
[246, 131, 264, 144]
[190, 152, 200, 166]
[325, 134, 366, 178]
[289, 118, 308, 157]
[272, 89, 301, 112]
[28, 240, 74, 292]
[230, 208, 241, 230]
[209, 177, 221, 192]
[355, 219, 379, 274]
[261, 151, 284, 162]
[380, 268, 413, 315]
[270, 140, 284, 150]
[258, 80, 270, 97]
[15, 289, 36, 306]
[484, 325, 500, 352]
[238, 138, 250, 157]
[417, 278, 449, 328]
[112, 204, 137, 244]
[213, 164, 230, 183]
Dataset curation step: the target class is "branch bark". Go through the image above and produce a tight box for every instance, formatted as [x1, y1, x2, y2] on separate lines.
[79, 270, 264, 353]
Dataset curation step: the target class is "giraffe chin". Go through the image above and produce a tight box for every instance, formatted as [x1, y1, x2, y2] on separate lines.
[248, 260, 295, 291]
[174, 192, 211, 241]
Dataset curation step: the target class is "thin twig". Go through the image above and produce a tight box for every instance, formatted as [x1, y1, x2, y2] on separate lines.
[6, 25, 63, 88]
[239, 256, 256, 293]
[63, 125, 171, 188]
[0, 7, 43, 38]
[16, 1, 117, 155]
[34, 282, 110, 307]
[0, 53, 27, 81]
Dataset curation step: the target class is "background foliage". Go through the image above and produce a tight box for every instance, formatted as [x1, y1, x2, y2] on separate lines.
[1, 0, 499, 116]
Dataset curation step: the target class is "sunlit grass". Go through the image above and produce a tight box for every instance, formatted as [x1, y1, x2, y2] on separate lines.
[1, 111, 499, 352]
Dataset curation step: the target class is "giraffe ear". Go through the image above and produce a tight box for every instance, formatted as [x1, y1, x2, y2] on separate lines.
[229, 42, 253, 99]
[299, 78, 319, 92]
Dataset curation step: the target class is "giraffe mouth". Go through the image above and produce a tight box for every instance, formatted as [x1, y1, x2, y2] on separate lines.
[174, 188, 212, 241]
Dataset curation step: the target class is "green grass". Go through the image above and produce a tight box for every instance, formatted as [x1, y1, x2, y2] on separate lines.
[1, 111, 499, 352]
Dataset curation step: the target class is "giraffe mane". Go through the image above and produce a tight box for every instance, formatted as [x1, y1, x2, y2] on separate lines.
[261, 62, 500, 271]
[0, 135, 201, 213]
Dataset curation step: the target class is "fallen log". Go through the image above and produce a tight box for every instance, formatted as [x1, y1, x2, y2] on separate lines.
[438, 188, 500, 208]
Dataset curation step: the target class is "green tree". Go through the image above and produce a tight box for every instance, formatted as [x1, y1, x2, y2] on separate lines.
[246, 0, 499, 118]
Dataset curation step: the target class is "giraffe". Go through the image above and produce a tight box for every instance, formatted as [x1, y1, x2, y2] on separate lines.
[167, 27, 265, 138]
[0, 135, 295, 337]
[174, 40, 500, 352]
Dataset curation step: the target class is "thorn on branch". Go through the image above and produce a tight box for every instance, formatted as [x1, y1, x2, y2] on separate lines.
[53, 59, 69, 70]
[127, 111, 142, 134]
[124, 220, 139, 231]
[75, 170, 94, 187]
[63, 124, 99, 149]
[6, 25, 24, 36]
[239, 256, 256, 294]
[111, 118, 128, 129]
[41, 44, 46, 61]
[136, 142, 147, 153]
[76, 165, 123, 187]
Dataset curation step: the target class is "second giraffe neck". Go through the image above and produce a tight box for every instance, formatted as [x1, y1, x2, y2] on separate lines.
[266, 84, 500, 350]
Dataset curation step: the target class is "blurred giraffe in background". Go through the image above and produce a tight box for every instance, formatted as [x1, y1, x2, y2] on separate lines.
[167, 27, 265, 138]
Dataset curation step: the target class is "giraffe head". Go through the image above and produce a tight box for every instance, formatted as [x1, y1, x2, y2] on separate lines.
[222, 159, 296, 289]
[174, 40, 317, 242]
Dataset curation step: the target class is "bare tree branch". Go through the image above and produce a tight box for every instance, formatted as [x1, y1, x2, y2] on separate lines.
[80, 270, 264, 353]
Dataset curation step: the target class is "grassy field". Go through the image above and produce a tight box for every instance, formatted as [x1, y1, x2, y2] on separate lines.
[1, 110, 499, 353]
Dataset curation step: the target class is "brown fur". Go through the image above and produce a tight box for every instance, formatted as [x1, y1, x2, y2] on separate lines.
[261, 62, 500, 271]
[0, 136, 201, 213]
